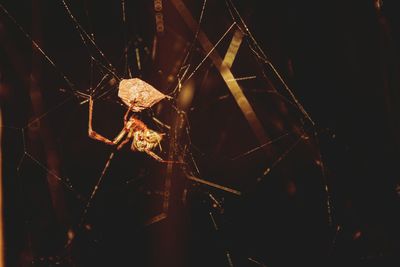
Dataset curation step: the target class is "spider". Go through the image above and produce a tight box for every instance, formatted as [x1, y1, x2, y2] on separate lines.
[87, 78, 169, 162]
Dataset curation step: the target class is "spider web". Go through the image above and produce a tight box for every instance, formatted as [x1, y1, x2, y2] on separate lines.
[0, 0, 334, 266]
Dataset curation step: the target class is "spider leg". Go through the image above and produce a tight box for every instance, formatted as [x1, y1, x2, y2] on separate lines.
[157, 134, 165, 151]
[88, 96, 128, 145]
[145, 150, 185, 164]
[117, 138, 130, 150]
[123, 104, 133, 123]
[145, 150, 165, 162]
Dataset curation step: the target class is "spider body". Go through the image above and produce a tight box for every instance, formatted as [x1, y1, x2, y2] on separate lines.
[122, 116, 163, 154]
[88, 92, 165, 162]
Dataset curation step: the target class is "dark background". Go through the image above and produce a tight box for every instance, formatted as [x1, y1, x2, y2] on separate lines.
[1, 0, 400, 266]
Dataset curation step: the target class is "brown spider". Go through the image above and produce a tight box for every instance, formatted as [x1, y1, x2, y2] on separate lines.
[87, 78, 168, 162]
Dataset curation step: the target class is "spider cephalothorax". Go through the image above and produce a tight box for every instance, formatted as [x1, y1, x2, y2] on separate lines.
[88, 78, 167, 162]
